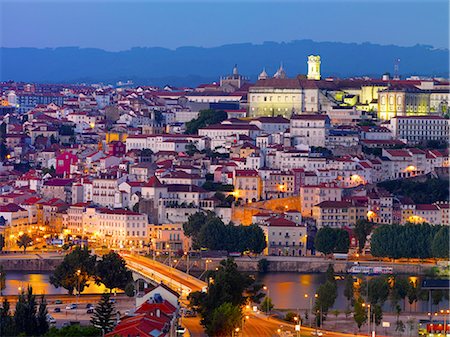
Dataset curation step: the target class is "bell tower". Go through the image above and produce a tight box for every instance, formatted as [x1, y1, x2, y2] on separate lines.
[307, 55, 321, 80]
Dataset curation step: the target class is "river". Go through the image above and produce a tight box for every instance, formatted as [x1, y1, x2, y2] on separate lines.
[258, 272, 447, 313]
[3, 272, 447, 313]
[2, 272, 108, 296]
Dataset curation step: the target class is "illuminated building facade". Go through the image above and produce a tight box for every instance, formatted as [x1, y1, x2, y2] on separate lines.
[378, 88, 430, 121]
[307, 55, 321, 80]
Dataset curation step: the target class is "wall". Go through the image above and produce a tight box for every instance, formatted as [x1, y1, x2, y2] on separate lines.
[231, 196, 301, 225]
[0, 256, 63, 271]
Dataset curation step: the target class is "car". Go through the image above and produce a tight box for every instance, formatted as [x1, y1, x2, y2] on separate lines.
[109, 298, 116, 304]
[54, 307, 61, 313]
[176, 326, 186, 334]
[62, 322, 70, 328]
[54, 299, 63, 304]
[65, 304, 77, 310]
[86, 303, 94, 309]
[124, 310, 131, 316]
[311, 331, 324, 336]
[86, 308, 94, 314]
[46, 314, 56, 325]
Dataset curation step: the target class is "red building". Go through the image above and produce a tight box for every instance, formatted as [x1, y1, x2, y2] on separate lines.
[107, 141, 126, 157]
[55, 152, 78, 176]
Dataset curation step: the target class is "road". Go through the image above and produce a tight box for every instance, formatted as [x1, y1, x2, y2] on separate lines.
[182, 311, 391, 337]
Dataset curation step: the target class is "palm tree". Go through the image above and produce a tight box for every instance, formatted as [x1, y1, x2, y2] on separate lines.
[17, 234, 33, 253]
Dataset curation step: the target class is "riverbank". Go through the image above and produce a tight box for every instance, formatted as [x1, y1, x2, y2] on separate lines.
[0, 253, 64, 271]
[175, 256, 435, 275]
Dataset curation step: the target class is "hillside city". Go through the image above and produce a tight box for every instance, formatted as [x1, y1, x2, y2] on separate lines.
[0, 56, 448, 337]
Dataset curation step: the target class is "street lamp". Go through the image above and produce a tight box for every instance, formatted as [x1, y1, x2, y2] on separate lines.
[294, 316, 300, 337]
[362, 303, 371, 336]
[263, 286, 270, 316]
[76, 269, 81, 322]
[304, 294, 316, 327]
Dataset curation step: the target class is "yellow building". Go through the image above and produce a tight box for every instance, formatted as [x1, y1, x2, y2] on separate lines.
[106, 131, 128, 144]
[378, 88, 430, 121]
[233, 169, 262, 203]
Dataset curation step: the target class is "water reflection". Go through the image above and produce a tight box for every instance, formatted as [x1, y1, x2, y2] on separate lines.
[4, 272, 108, 296]
[258, 272, 449, 313]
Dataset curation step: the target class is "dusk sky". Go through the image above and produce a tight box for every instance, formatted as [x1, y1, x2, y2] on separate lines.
[0, 0, 448, 51]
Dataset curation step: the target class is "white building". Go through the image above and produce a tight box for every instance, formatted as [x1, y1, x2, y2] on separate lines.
[290, 114, 330, 147]
[258, 216, 307, 256]
[388, 116, 449, 144]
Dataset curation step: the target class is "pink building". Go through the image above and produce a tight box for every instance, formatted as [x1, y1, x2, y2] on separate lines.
[56, 152, 78, 176]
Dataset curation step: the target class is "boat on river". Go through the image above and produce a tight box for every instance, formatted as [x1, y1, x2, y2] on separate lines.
[347, 265, 393, 275]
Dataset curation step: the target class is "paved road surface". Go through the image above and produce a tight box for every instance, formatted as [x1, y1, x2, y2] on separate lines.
[182, 312, 390, 337]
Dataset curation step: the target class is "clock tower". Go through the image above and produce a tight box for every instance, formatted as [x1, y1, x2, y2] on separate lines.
[307, 55, 321, 80]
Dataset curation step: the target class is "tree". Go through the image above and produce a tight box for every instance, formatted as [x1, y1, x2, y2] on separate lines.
[284, 311, 298, 323]
[188, 258, 259, 333]
[391, 275, 409, 309]
[353, 297, 367, 330]
[17, 234, 33, 253]
[95, 251, 132, 292]
[124, 282, 135, 297]
[91, 293, 116, 333]
[314, 227, 336, 255]
[0, 233, 5, 252]
[378, 178, 449, 204]
[261, 296, 274, 313]
[372, 304, 383, 327]
[314, 281, 338, 324]
[334, 229, 350, 253]
[407, 281, 418, 310]
[50, 246, 97, 295]
[326, 264, 336, 283]
[183, 212, 208, 248]
[14, 286, 38, 336]
[185, 109, 228, 135]
[257, 258, 269, 273]
[45, 325, 101, 337]
[354, 219, 374, 253]
[185, 212, 266, 254]
[371, 223, 439, 259]
[49, 134, 58, 144]
[431, 227, 449, 258]
[0, 265, 6, 295]
[208, 302, 242, 337]
[361, 276, 390, 306]
[315, 227, 349, 254]
[36, 296, 49, 336]
[344, 274, 354, 305]
[0, 298, 14, 337]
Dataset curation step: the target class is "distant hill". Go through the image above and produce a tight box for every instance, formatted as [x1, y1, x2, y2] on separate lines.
[1, 40, 448, 86]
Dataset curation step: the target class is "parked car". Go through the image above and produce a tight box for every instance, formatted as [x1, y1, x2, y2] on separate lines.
[86, 303, 94, 309]
[46, 314, 56, 325]
[109, 298, 116, 304]
[311, 331, 324, 336]
[86, 308, 94, 314]
[65, 304, 77, 310]
[54, 307, 61, 313]
[54, 299, 63, 304]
